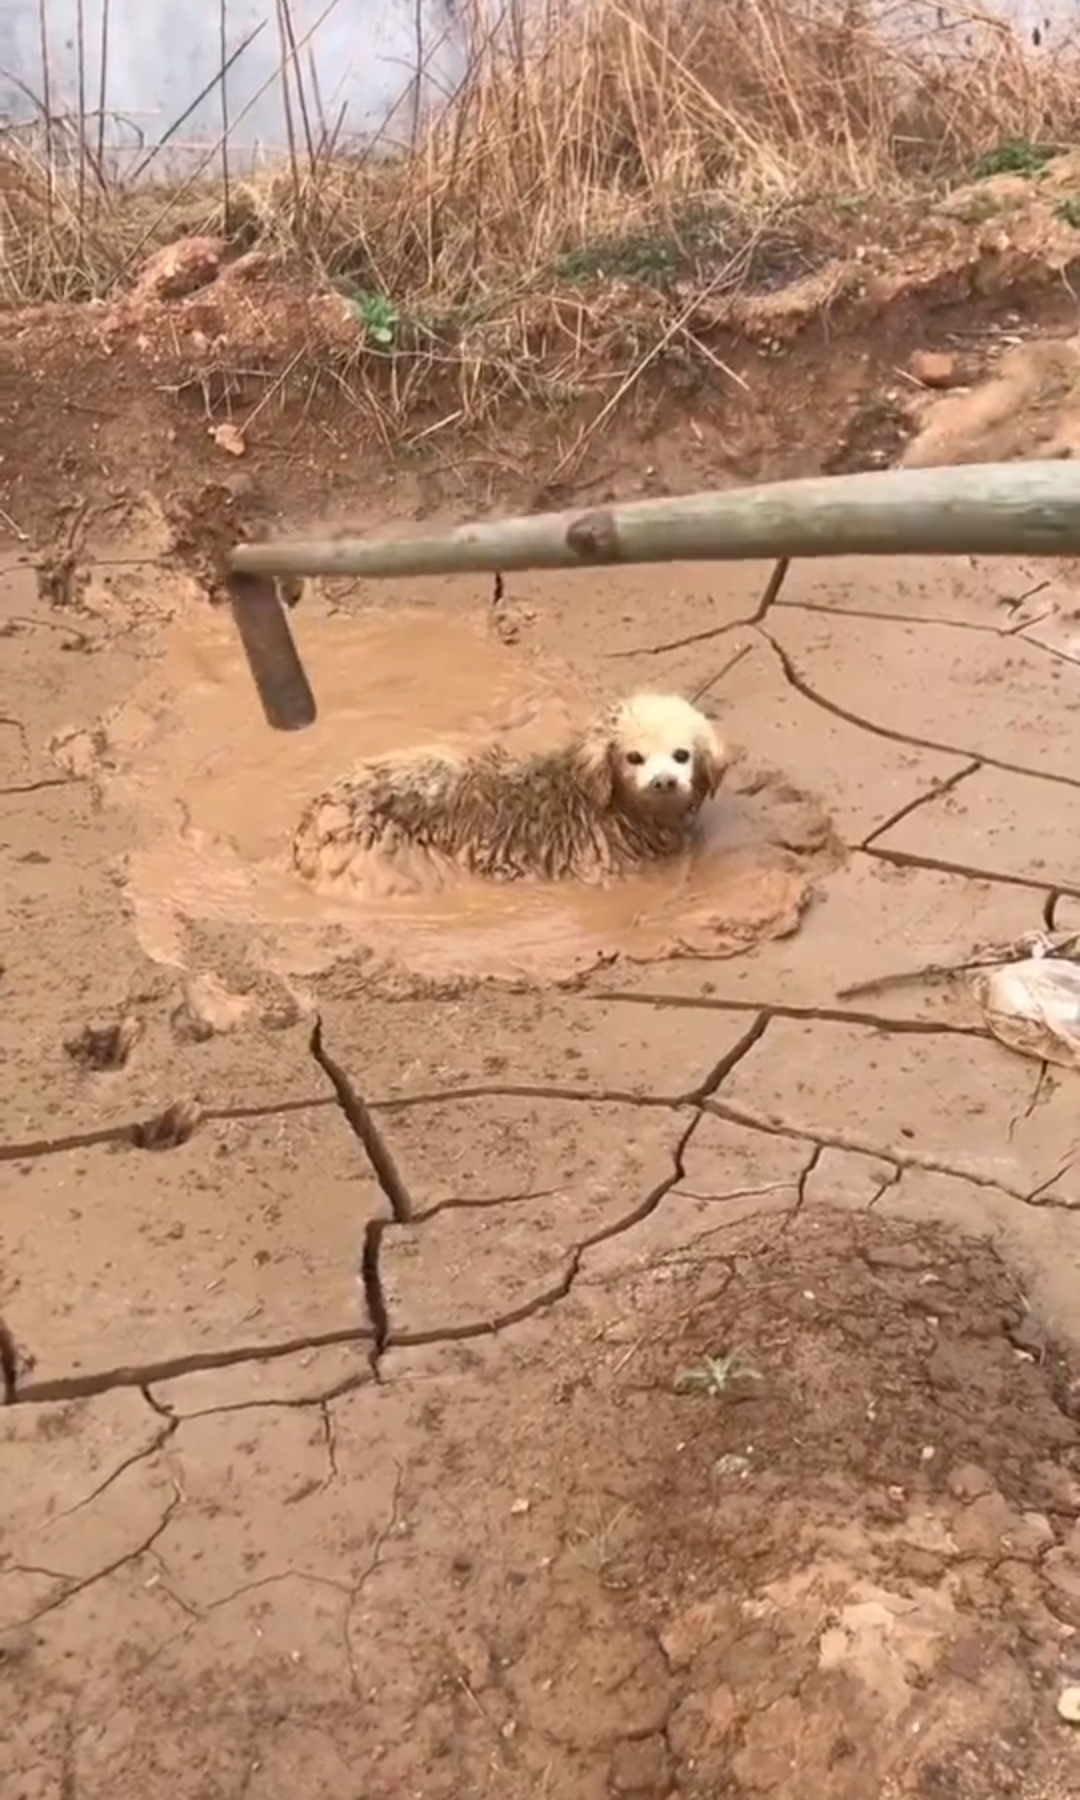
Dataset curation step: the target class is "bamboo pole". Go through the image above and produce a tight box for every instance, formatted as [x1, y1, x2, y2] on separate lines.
[229, 461, 1080, 583]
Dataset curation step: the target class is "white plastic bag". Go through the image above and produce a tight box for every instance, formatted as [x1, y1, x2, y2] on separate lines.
[971, 953, 1080, 1069]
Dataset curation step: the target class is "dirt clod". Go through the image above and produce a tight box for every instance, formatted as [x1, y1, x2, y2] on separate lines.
[131, 237, 227, 304]
[910, 349, 963, 389]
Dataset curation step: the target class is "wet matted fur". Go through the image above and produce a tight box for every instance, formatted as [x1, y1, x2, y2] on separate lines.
[292, 691, 727, 887]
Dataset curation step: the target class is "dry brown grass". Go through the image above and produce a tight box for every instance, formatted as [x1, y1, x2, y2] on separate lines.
[3, 0, 1079, 449]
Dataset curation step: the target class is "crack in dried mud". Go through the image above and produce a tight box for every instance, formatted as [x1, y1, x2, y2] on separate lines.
[384, 1111, 702, 1360]
[777, 585, 1055, 639]
[5, 532, 1079, 1407]
[705, 1095, 1076, 1210]
[47, 1414, 178, 1521]
[604, 554, 787, 659]
[758, 621, 1080, 796]
[865, 842, 1080, 898]
[0, 1009, 993, 1173]
[360, 1219, 391, 1363]
[3, 988, 1051, 1406]
[412, 1184, 562, 1224]
[860, 758, 983, 850]
[690, 1013, 770, 1098]
[1025, 1152, 1080, 1207]
[789, 1141, 824, 1229]
[148, 1371, 371, 1421]
[0, 777, 75, 797]
[14, 1326, 374, 1406]
[0, 715, 29, 758]
[586, 993, 996, 1037]
[0, 1317, 19, 1404]
[866, 1162, 902, 1209]
[606, 617, 748, 659]
[10, 1489, 184, 1631]
[784, 600, 1080, 687]
[310, 1017, 414, 1222]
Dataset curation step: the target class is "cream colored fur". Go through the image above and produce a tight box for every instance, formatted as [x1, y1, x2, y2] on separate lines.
[292, 691, 727, 888]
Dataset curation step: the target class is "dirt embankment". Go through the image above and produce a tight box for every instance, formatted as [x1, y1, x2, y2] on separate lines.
[4, 148, 1080, 541]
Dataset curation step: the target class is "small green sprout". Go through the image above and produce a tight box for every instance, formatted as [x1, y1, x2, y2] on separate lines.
[347, 290, 401, 347]
[673, 1349, 763, 1398]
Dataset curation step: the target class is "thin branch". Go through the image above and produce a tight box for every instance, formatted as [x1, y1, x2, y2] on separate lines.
[275, 0, 305, 232]
[36, 0, 53, 228]
[127, 19, 267, 185]
[75, 0, 86, 252]
[121, 0, 346, 264]
[95, 0, 109, 174]
[219, 0, 230, 225]
[278, 0, 318, 173]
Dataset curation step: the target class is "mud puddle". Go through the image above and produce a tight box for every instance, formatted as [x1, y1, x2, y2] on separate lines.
[56, 604, 834, 994]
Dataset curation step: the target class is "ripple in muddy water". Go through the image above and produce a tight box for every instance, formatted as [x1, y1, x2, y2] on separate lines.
[56, 603, 838, 993]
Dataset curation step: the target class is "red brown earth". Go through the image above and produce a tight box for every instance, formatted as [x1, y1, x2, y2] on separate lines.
[3, 212, 1080, 1798]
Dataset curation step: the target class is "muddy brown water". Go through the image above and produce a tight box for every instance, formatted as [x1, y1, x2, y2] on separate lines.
[54, 604, 832, 992]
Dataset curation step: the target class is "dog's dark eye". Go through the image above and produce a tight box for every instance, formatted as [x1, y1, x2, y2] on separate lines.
[626, 751, 645, 766]
[673, 748, 691, 764]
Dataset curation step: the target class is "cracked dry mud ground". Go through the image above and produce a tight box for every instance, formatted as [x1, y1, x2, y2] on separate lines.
[5, 538, 1080, 1800]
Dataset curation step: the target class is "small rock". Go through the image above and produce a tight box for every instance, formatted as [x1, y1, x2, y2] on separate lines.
[1058, 1685, 1080, 1723]
[910, 349, 962, 389]
[210, 422, 247, 457]
[713, 1453, 751, 1477]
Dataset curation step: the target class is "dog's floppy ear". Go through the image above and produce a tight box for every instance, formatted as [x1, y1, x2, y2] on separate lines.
[692, 728, 727, 804]
[573, 730, 616, 808]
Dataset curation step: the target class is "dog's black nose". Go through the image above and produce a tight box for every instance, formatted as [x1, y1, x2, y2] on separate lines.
[649, 773, 679, 793]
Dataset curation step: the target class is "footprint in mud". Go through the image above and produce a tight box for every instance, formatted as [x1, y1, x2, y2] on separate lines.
[55, 605, 841, 994]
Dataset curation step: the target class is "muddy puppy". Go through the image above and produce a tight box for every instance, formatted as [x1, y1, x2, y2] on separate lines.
[292, 692, 727, 888]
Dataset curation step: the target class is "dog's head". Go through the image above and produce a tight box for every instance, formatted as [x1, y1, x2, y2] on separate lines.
[575, 692, 727, 818]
